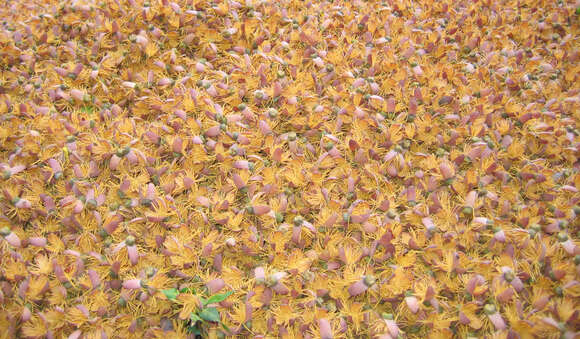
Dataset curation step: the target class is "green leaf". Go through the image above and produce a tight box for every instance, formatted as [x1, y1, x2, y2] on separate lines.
[80, 106, 95, 115]
[190, 312, 202, 324]
[161, 288, 179, 300]
[180, 287, 195, 294]
[187, 324, 201, 335]
[203, 291, 233, 306]
[199, 307, 220, 322]
[220, 321, 231, 333]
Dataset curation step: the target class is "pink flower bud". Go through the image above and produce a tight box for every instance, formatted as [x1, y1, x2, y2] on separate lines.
[348, 280, 368, 297]
[384, 318, 399, 338]
[109, 155, 121, 170]
[484, 304, 506, 330]
[233, 160, 250, 170]
[405, 296, 419, 313]
[28, 237, 47, 247]
[53, 260, 68, 283]
[562, 239, 578, 255]
[206, 278, 225, 294]
[496, 288, 514, 303]
[144, 131, 160, 144]
[494, 229, 506, 242]
[21, 306, 31, 322]
[252, 205, 271, 216]
[272, 282, 289, 294]
[127, 245, 139, 266]
[88, 269, 100, 289]
[103, 215, 122, 234]
[459, 311, 470, 325]
[254, 267, 266, 283]
[387, 98, 396, 112]
[412, 65, 423, 76]
[2, 229, 21, 247]
[319, 318, 333, 339]
[465, 190, 477, 208]
[47, 158, 62, 173]
[259, 120, 272, 135]
[122, 279, 143, 289]
[205, 125, 221, 138]
[70, 89, 85, 102]
[183, 177, 194, 190]
[439, 162, 454, 180]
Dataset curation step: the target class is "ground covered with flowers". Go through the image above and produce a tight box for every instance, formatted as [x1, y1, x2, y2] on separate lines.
[0, 0, 579, 338]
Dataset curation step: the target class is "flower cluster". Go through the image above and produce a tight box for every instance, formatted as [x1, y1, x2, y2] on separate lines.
[0, 0, 579, 338]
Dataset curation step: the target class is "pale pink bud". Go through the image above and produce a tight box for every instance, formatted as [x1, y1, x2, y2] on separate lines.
[319, 318, 333, 339]
[204, 125, 221, 138]
[70, 89, 85, 102]
[259, 120, 272, 135]
[252, 205, 271, 216]
[494, 229, 506, 242]
[561, 239, 577, 255]
[103, 215, 122, 234]
[53, 260, 68, 283]
[405, 296, 419, 313]
[439, 162, 454, 179]
[88, 269, 100, 289]
[15, 198, 31, 209]
[157, 78, 172, 86]
[510, 277, 524, 292]
[352, 78, 365, 88]
[412, 65, 423, 76]
[233, 160, 250, 170]
[126, 150, 138, 164]
[487, 311, 506, 330]
[254, 267, 266, 283]
[387, 98, 396, 112]
[122, 279, 143, 289]
[68, 330, 82, 339]
[47, 158, 62, 173]
[465, 190, 477, 208]
[196, 196, 211, 207]
[111, 104, 122, 116]
[122, 81, 137, 89]
[144, 131, 160, 144]
[422, 217, 436, 232]
[109, 155, 121, 170]
[21, 305, 31, 322]
[73, 199, 84, 214]
[459, 311, 470, 325]
[348, 280, 368, 297]
[384, 319, 399, 338]
[272, 282, 289, 294]
[28, 237, 47, 247]
[206, 278, 225, 294]
[127, 245, 139, 266]
[2, 231, 21, 247]
[232, 173, 246, 189]
[496, 288, 514, 303]
[183, 177, 194, 189]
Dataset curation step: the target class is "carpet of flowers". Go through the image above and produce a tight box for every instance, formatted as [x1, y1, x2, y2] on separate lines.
[0, 0, 579, 338]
